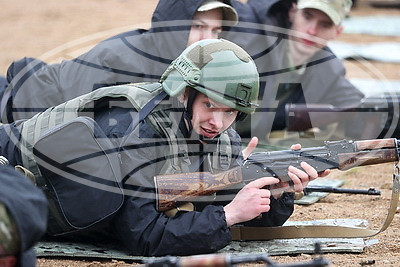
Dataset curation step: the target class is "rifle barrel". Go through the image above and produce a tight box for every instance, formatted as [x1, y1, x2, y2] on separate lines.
[304, 186, 381, 195]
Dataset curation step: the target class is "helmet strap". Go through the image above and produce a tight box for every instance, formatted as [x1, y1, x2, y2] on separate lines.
[236, 112, 247, 121]
[182, 88, 198, 134]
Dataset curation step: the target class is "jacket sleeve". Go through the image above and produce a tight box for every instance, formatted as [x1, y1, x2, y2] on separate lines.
[112, 195, 232, 256]
[303, 51, 365, 108]
[0, 122, 23, 166]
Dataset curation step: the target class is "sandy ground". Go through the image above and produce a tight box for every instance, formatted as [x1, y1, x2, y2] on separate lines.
[1, 0, 400, 266]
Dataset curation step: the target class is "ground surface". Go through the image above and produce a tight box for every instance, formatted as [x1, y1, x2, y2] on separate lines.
[1, 0, 400, 266]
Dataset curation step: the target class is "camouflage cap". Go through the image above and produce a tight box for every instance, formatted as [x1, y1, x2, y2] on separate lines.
[297, 0, 353, 25]
[197, 0, 238, 26]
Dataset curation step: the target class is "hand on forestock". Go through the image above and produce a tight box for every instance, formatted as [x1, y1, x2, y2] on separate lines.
[223, 176, 279, 227]
[269, 144, 331, 199]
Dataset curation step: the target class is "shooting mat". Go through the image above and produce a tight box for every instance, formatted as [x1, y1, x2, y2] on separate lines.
[35, 220, 371, 260]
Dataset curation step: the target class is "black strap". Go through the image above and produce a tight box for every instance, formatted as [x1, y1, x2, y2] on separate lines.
[138, 91, 168, 122]
[120, 91, 168, 150]
[127, 90, 168, 135]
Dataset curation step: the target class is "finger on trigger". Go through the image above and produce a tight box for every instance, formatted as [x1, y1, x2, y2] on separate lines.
[248, 177, 280, 189]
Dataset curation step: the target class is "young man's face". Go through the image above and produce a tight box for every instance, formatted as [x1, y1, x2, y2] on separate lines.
[288, 6, 343, 59]
[187, 8, 223, 47]
[189, 92, 238, 139]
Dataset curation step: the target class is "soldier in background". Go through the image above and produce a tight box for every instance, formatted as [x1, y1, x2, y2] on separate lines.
[227, 0, 365, 145]
[0, 0, 238, 123]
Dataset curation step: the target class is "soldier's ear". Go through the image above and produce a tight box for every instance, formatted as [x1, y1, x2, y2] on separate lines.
[177, 87, 190, 108]
[288, 3, 297, 23]
[335, 25, 344, 37]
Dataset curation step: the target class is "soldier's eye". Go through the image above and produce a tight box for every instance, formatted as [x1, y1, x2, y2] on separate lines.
[192, 24, 204, 30]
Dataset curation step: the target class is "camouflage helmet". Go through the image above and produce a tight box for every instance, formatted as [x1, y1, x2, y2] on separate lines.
[160, 39, 259, 114]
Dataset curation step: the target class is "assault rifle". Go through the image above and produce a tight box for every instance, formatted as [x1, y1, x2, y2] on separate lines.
[144, 243, 330, 266]
[155, 138, 398, 212]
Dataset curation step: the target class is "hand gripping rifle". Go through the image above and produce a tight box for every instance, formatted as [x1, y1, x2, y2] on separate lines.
[155, 138, 398, 211]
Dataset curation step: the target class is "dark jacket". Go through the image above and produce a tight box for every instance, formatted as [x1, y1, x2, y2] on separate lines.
[227, 0, 365, 139]
[0, 165, 48, 267]
[0, 0, 234, 123]
[0, 88, 294, 256]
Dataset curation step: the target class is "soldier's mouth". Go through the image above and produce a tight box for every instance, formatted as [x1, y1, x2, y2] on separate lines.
[200, 127, 219, 138]
[300, 38, 316, 46]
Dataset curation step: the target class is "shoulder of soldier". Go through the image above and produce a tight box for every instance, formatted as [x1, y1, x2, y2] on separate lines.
[108, 82, 165, 109]
[130, 82, 163, 93]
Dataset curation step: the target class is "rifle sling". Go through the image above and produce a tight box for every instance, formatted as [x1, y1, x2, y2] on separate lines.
[231, 169, 399, 240]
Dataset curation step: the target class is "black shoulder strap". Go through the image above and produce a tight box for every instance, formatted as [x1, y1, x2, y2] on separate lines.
[139, 90, 168, 122]
[119, 91, 168, 150]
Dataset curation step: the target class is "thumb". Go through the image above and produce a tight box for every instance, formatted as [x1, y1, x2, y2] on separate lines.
[242, 137, 258, 160]
[290, 143, 301, 150]
[247, 177, 280, 189]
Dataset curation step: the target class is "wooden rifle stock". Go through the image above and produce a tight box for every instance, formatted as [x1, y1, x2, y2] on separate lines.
[155, 138, 399, 212]
[155, 166, 242, 211]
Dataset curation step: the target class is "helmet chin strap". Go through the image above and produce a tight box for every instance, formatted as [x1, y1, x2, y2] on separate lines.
[182, 89, 197, 135]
